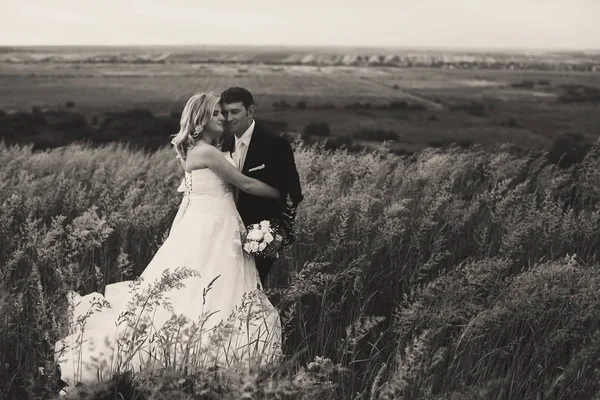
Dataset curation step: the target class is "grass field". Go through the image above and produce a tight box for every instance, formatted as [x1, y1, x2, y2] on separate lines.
[2, 140, 600, 399]
[2, 46, 600, 399]
[2, 58, 599, 152]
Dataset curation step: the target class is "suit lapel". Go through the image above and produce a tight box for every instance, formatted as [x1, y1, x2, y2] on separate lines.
[223, 133, 235, 154]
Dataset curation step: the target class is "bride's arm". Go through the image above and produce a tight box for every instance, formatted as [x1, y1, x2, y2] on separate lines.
[187, 146, 280, 199]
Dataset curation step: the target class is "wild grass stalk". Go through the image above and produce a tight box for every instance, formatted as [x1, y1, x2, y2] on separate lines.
[1, 139, 600, 398]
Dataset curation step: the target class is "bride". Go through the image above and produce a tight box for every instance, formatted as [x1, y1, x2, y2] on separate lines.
[55, 92, 282, 390]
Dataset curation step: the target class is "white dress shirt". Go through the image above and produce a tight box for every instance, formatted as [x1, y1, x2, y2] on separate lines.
[233, 120, 255, 171]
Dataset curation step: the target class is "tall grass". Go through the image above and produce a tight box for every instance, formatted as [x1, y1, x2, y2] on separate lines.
[1, 139, 600, 399]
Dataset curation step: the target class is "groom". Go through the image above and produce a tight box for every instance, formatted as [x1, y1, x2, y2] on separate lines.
[221, 87, 303, 286]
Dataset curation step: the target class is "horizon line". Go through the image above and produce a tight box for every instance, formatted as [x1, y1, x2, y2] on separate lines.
[1, 43, 599, 53]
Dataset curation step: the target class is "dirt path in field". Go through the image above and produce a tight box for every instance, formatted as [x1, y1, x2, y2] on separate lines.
[394, 89, 447, 111]
[363, 77, 447, 111]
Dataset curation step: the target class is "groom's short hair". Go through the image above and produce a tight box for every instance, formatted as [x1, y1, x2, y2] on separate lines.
[220, 87, 254, 110]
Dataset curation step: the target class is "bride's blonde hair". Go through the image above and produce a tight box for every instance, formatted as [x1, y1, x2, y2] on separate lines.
[171, 92, 220, 160]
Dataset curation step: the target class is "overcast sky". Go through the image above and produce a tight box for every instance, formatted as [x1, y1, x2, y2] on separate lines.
[1, 0, 598, 50]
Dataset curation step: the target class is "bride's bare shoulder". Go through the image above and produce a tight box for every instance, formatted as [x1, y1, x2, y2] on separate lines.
[186, 143, 215, 158]
[185, 143, 222, 170]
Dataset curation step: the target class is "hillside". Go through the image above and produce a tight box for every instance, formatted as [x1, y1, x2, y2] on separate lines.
[2, 141, 600, 399]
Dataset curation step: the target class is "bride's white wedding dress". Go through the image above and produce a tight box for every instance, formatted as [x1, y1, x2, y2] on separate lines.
[55, 154, 282, 388]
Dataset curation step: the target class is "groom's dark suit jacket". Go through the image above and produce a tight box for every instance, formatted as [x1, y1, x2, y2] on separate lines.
[223, 123, 303, 247]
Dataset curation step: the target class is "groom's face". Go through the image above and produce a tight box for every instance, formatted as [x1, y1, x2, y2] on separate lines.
[221, 101, 254, 137]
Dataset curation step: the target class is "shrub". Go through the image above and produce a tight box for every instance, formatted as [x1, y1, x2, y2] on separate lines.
[344, 102, 364, 110]
[547, 132, 591, 168]
[389, 100, 426, 111]
[388, 100, 409, 110]
[352, 129, 398, 142]
[450, 100, 492, 117]
[511, 80, 536, 89]
[255, 118, 288, 133]
[45, 110, 87, 131]
[499, 117, 521, 128]
[121, 108, 154, 119]
[558, 84, 600, 103]
[303, 122, 331, 137]
[0, 110, 46, 141]
[313, 102, 337, 110]
[273, 100, 292, 110]
[324, 134, 355, 151]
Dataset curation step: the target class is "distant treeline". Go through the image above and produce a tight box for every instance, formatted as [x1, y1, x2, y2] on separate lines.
[0, 107, 296, 152]
[0, 104, 402, 156]
[1, 105, 595, 169]
[0, 107, 178, 151]
[0, 106, 412, 158]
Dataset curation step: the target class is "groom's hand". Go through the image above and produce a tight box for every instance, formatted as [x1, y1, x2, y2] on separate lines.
[263, 234, 284, 259]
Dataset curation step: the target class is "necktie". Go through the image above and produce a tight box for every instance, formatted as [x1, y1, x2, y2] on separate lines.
[235, 140, 245, 170]
[233, 140, 244, 204]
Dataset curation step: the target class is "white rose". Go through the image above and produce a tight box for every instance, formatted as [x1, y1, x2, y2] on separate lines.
[250, 241, 259, 252]
[247, 229, 264, 241]
[252, 224, 260, 230]
[260, 220, 271, 229]
[243, 242, 253, 253]
[263, 233, 274, 244]
[258, 242, 267, 251]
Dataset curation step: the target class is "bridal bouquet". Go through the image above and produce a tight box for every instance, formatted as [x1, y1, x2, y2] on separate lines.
[243, 220, 283, 258]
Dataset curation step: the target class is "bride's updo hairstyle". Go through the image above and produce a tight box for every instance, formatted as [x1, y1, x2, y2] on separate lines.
[171, 92, 220, 160]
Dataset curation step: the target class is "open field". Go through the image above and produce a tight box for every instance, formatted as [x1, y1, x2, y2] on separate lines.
[3, 46, 600, 399]
[2, 141, 600, 399]
[1, 47, 600, 152]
